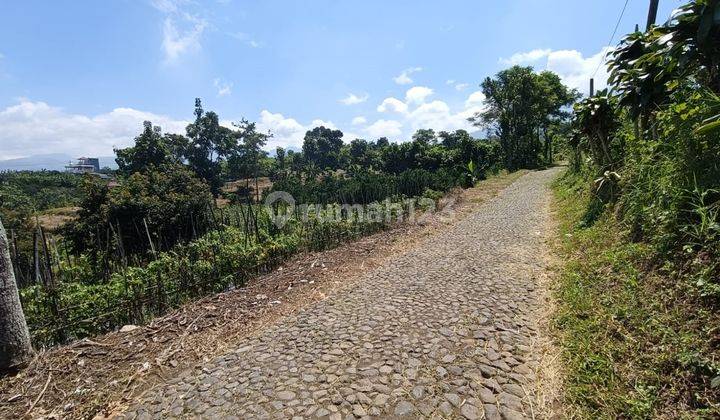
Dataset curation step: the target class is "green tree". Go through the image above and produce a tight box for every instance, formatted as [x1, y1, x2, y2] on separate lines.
[115, 121, 176, 176]
[185, 99, 235, 196]
[65, 164, 213, 258]
[348, 139, 371, 168]
[275, 147, 286, 171]
[302, 126, 344, 172]
[472, 66, 575, 169]
[536, 71, 580, 164]
[412, 129, 437, 146]
[228, 120, 269, 201]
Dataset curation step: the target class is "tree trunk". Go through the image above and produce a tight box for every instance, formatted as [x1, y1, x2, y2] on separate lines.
[0, 218, 33, 372]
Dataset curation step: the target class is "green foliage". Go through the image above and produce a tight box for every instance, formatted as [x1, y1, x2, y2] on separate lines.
[560, 3, 720, 413]
[270, 168, 463, 206]
[552, 172, 720, 417]
[185, 98, 237, 196]
[63, 164, 213, 258]
[378, 130, 500, 176]
[22, 197, 410, 345]
[570, 1, 720, 288]
[114, 121, 185, 176]
[302, 126, 345, 173]
[472, 66, 578, 170]
[226, 119, 270, 181]
[0, 171, 82, 214]
[573, 91, 622, 170]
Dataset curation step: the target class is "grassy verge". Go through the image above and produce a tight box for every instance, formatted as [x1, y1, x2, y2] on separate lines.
[551, 171, 720, 419]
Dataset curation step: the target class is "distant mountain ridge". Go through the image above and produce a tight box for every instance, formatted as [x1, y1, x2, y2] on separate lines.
[0, 154, 118, 172]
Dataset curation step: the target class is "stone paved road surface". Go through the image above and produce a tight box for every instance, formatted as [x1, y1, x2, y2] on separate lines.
[123, 168, 560, 419]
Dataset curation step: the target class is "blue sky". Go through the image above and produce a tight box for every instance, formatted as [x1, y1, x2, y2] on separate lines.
[0, 0, 679, 159]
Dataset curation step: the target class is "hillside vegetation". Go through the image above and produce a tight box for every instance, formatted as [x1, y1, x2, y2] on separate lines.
[2, 71, 575, 347]
[554, 0, 720, 417]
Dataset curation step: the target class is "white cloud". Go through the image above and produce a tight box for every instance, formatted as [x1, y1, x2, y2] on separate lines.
[499, 47, 613, 95]
[405, 86, 433, 104]
[153, 0, 208, 63]
[151, 0, 184, 13]
[499, 48, 553, 66]
[339, 92, 369, 105]
[546, 47, 613, 94]
[256, 110, 306, 150]
[0, 99, 189, 160]
[369, 88, 486, 139]
[256, 111, 342, 150]
[213, 78, 233, 97]
[0, 81, 492, 161]
[465, 91, 486, 108]
[393, 67, 422, 85]
[352, 116, 367, 125]
[377, 97, 408, 114]
[446, 79, 469, 91]
[162, 17, 207, 63]
[229, 32, 263, 48]
[365, 119, 403, 138]
[405, 100, 480, 133]
[311, 119, 337, 129]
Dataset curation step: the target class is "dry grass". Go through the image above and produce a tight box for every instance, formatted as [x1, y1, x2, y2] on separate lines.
[0, 170, 526, 419]
[36, 207, 79, 232]
[533, 185, 566, 419]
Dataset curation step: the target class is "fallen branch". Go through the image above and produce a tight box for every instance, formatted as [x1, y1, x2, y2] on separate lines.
[23, 373, 51, 418]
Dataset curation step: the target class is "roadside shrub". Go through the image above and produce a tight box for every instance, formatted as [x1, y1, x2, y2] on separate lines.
[64, 164, 213, 258]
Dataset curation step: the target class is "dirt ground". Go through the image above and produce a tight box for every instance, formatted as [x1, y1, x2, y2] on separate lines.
[0, 171, 527, 419]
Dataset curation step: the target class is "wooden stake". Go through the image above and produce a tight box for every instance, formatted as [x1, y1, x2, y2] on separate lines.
[143, 218, 156, 258]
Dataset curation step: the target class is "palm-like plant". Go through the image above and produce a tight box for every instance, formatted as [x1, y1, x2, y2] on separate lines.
[573, 90, 620, 169]
[607, 29, 674, 126]
[653, 0, 720, 93]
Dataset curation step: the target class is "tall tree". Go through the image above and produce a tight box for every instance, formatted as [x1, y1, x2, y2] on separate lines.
[536, 71, 580, 163]
[115, 121, 174, 176]
[302, 126, 344, 172]
[185, 99, 235, 196]
[0, 218, 32, 371]
[348, 139, 371, 168]
[472, 66, 575, 169]
[412, 129, 437, 146]
[275, 147, 286, 171]
[228, 120, 269, 201]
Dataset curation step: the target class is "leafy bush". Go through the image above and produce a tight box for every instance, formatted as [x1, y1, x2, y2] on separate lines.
[63, 163, 213, 258]
[23, 199, 408, 346]
[270, 168, 466, 206]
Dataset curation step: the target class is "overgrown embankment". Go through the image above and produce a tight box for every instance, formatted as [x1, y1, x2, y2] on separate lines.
[551, 172, 720, 418]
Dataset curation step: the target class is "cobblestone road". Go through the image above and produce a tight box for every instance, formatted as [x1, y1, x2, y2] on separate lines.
[123, 168, 560, 419]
